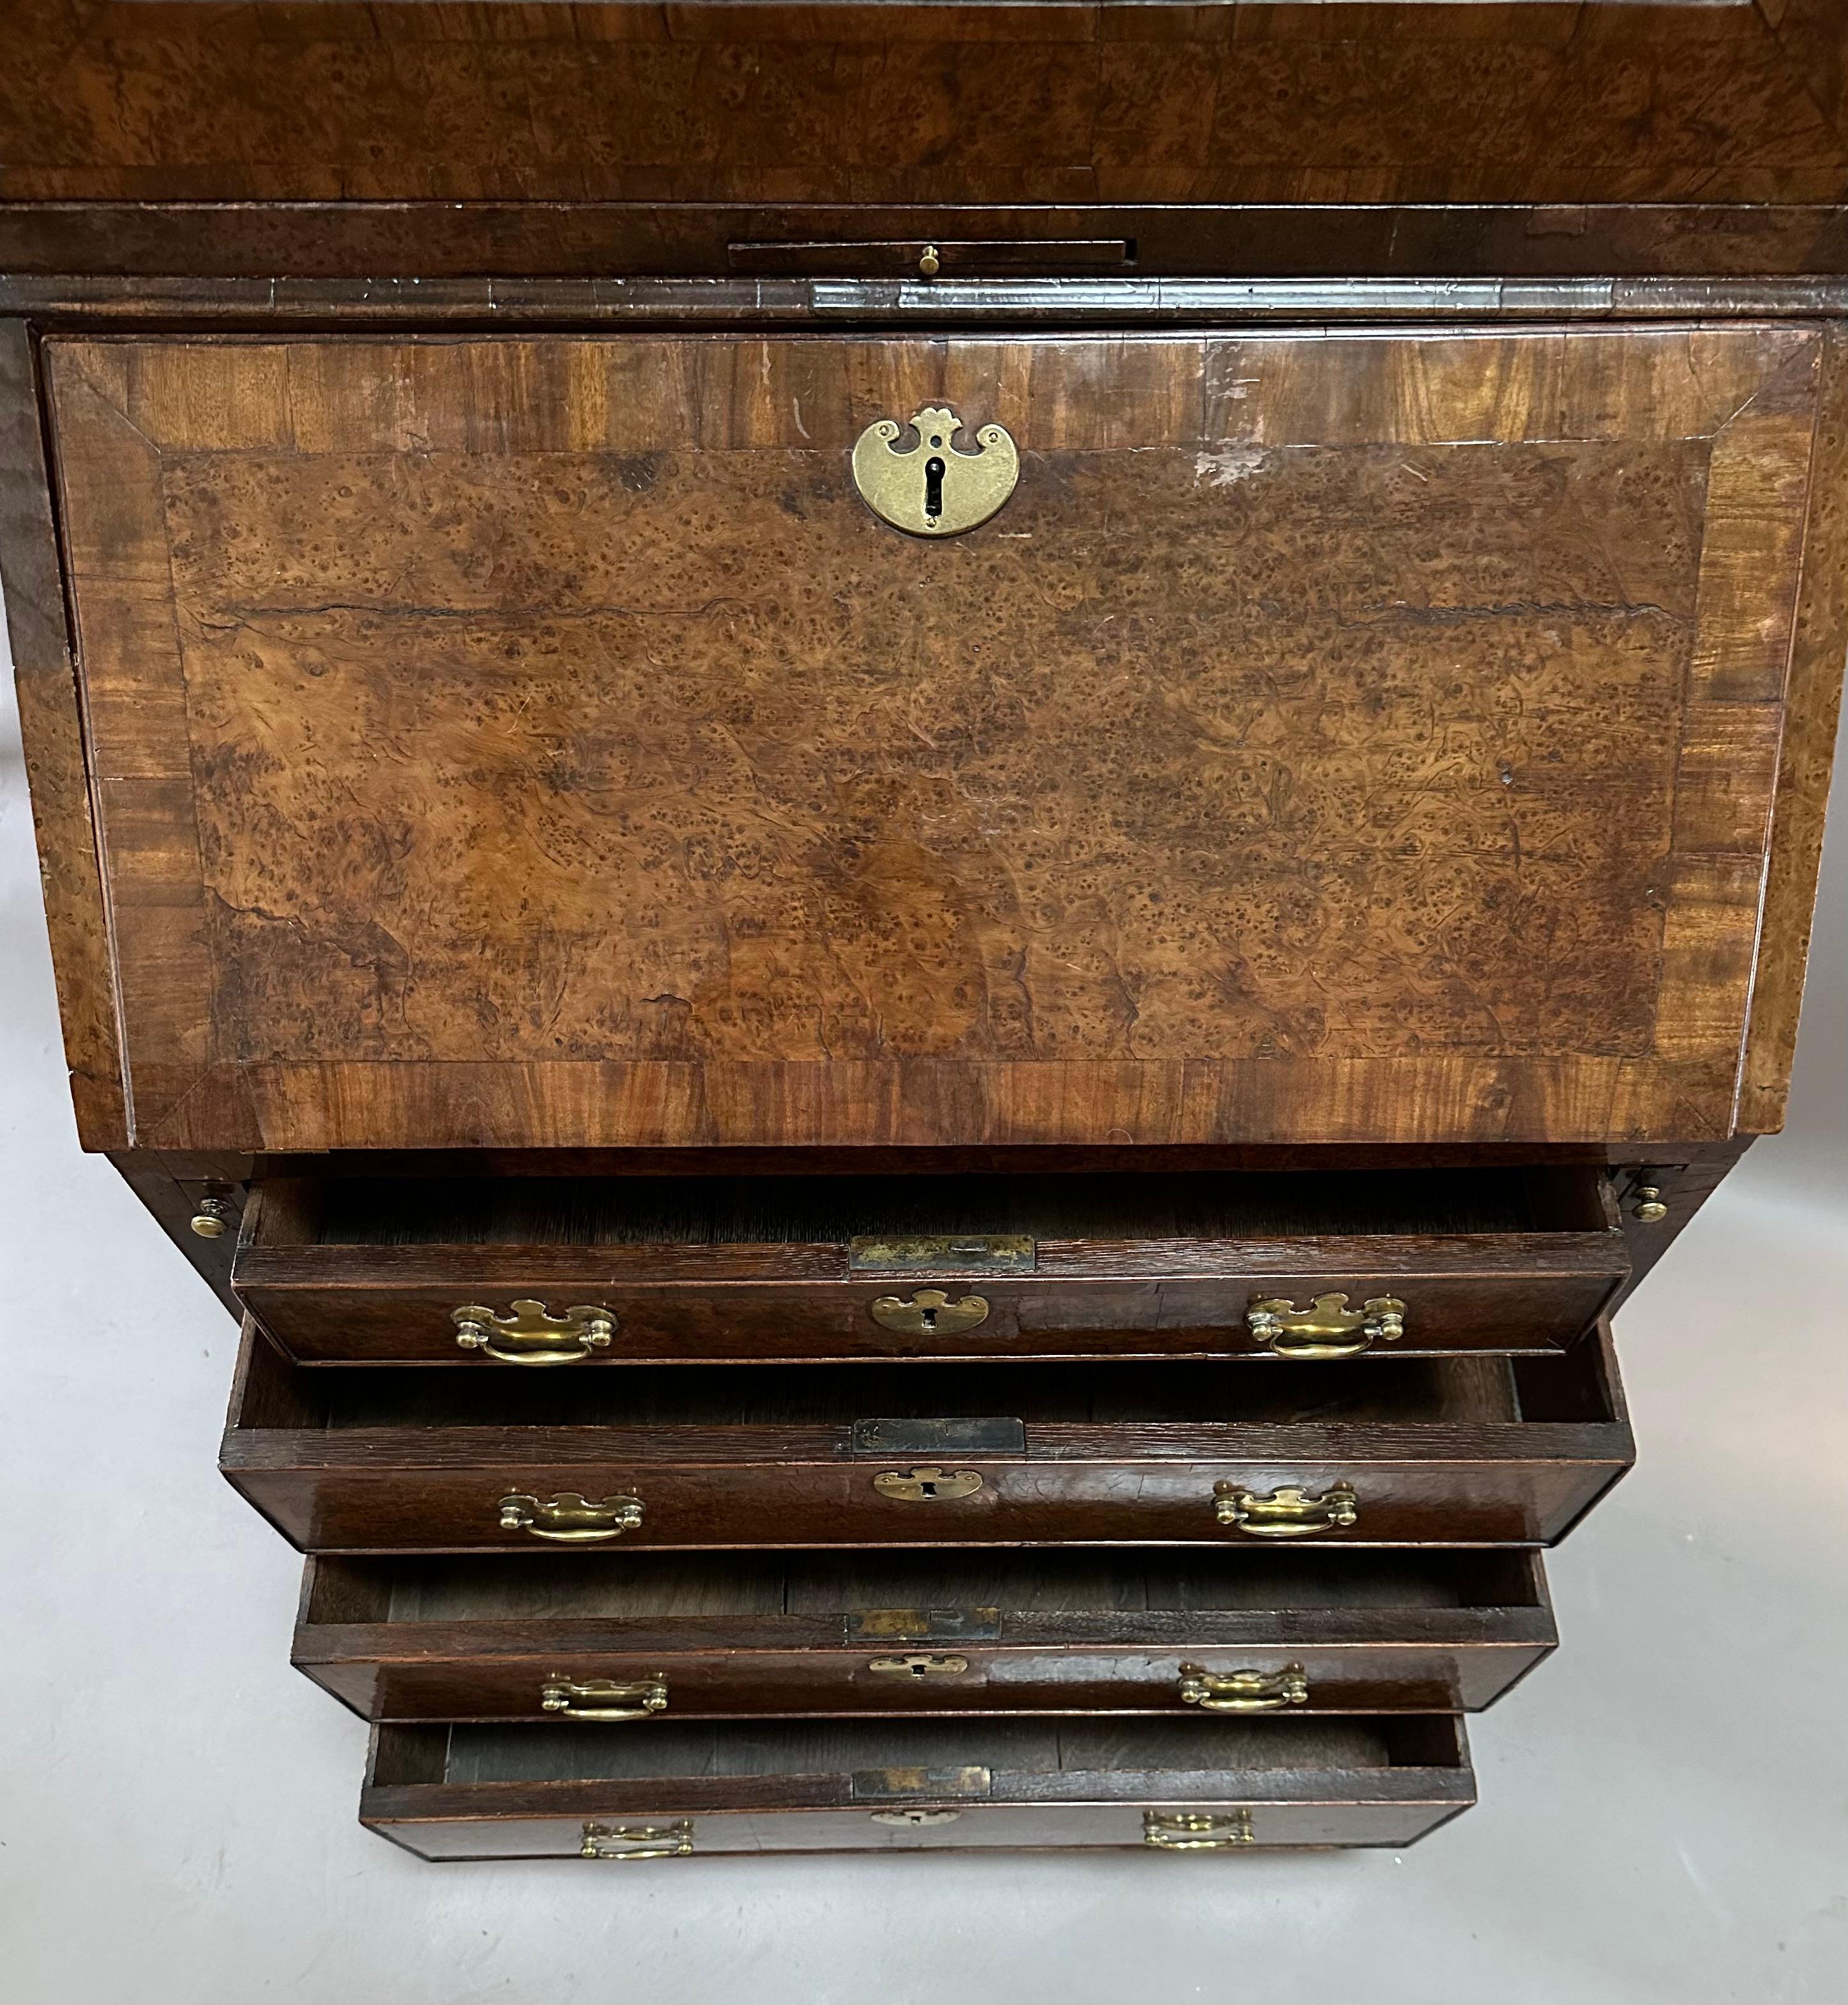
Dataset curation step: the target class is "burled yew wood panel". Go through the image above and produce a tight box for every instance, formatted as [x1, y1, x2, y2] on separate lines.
[43, 328, 1832, 1149]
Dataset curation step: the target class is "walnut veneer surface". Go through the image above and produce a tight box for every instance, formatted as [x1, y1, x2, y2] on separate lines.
[41, 324, 1839, 1153]
[4, 0, 1846, 1868]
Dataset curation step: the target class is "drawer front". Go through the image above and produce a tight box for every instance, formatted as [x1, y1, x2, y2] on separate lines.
[361, 1716, 1474, 1859]
[231, 1451, 1625, 1554]
[45, 328, 1825, 1153]
[234, 1168, 1629, 1364]
[238, 1260, 1623, 1365]
[370, 1797, 1466, 1861]
[305, 1641, 1546, 1724]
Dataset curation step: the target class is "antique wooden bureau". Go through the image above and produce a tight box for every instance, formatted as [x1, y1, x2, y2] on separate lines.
[4, 0, 1845, 1863]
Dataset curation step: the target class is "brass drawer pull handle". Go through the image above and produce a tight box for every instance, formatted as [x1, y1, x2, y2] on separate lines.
[873, 1465, 984, 1502]
[1245, 1292, 1405, 1359]
[1178, 1663, 1309, 1713]
[542, 1676, 669, 1721]
[1214, 1482, 1358, 1538]
[852, 404, 1019, 537]
[867, 1653, 971, 1679]
[869, 1289, 991, 1338]
[453, 1299, 616, 1365]
[1144, 1810, 1255, 1850]
[580, 1821, 692, 1861]
[499, 1491, 644, 1541]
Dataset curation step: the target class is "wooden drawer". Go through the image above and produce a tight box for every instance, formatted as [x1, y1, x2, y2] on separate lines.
[40, 327, 1833, 1156]
[223, 1322, 1632, 1553]
[234, 1165, 1628, 1365]
[362, 1716, 1475, 1859]
[298, 1547, 1555, 1724]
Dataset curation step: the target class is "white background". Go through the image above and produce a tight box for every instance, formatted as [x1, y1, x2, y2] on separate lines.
[1, 624, 1843, 2002]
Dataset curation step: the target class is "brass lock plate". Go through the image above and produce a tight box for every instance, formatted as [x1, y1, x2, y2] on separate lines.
[851, 405, 1019, 536]
[867, 1652, 972, 1679]
[847, 1606, 1003, 1643]
[872, 1465, 985, 1502]
[852, 1766, 993, 1800]
[851, 1418, 1024, 1458]
[849, 1234, 1035, 1274]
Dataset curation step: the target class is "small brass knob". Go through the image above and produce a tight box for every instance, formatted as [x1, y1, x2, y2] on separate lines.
[1633, 1184, 1669, 1223]
[188, 1196, 236, 1239]
[918, 243, 941, 278]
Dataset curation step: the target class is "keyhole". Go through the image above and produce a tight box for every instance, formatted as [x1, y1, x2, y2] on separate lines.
[919, 1303, 939, 1331]
[923, 453, 946, 520]
[908, 1660, 930, 1678]
[918, 1478, 939, 1499]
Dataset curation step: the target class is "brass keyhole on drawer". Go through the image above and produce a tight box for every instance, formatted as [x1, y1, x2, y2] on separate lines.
[867, 1653, 971, 1679]
[869, 1289, 991, 1338]
[1213, 1482, 1358, 1539]
[1245, 1292, 1405, 1359]
[1143, 1810, 1255, 1851]
[871, 1808, 962, 1827]
[873, 1465, 985, 1502]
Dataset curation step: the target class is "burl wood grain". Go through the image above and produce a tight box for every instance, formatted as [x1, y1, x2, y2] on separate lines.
[3, 3, 1843, 209]
[45, 328, 1835, 1150]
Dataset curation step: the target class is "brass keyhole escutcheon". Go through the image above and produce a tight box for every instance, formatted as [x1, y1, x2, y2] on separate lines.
[872, 1465, 985, 1503]
[851, 405, 1019, 536]
[868, 1289, 991, 1338]
[867, 1653, 971, 1679]
[1245, 1292, 1405, 1359]
[871, 1808, 962, 1827]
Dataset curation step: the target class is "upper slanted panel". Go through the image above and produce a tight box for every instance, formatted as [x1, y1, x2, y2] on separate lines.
[41, 327, 1832, 1149]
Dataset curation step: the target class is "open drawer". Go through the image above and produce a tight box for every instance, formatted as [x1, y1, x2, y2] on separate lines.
[232, 1166, 1628, 1365]
[222, 1322, 1632, 1553]
[298, 1547, 1555, 1723]
[363, 1714, 1476, 1859]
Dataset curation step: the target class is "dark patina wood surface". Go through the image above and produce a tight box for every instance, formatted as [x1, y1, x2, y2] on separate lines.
[4, 3, 1848, 278]
[44, 325, 1831, 1152]
[361, 1713, 1475, 1857]
[220, 1320, 1633, 1552]
[294, 1547, 1554, 1721]
[232, 1165, 1626, 1361]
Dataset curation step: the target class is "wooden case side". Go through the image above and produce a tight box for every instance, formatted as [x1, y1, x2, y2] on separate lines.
[1738, 322, 1848, 1132]
[0, 321, 127, 1146]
